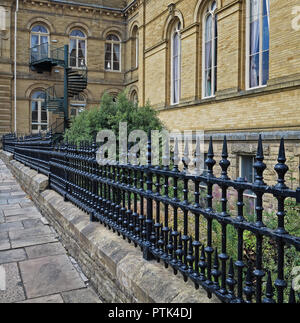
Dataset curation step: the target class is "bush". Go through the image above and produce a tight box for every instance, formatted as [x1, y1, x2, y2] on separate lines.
[65, 91, 165, 145]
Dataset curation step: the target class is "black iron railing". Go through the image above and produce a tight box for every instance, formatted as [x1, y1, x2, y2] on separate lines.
[2, 132, 300, 303]
[29, 43, 65, 65]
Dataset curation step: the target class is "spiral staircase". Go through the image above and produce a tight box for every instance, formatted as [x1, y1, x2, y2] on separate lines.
[29, 43, 88, 133]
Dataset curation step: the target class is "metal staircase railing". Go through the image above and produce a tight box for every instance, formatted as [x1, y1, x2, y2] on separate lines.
[43, 86, 64, 113]
[67, 67, 88, 97]
[29, 43, 65, 66]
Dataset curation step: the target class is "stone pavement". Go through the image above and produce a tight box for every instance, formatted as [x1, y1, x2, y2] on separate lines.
[0, 159, 102, 303]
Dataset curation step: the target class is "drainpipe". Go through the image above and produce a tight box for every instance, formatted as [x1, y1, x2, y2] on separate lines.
[14, 0, 19, 133]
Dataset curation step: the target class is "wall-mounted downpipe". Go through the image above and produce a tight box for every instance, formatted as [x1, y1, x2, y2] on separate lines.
[14, 0, 19, 133]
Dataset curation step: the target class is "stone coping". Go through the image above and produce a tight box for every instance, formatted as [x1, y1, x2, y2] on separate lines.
[0, 150, 219, 303]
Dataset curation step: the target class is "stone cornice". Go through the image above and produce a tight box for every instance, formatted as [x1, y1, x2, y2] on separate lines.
[20, 0, 139, 18]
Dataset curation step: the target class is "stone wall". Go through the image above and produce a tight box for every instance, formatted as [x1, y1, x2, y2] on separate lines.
[0, 150, 218, 303]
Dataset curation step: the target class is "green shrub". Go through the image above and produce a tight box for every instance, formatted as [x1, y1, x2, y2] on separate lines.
[65, 91, 165, 145]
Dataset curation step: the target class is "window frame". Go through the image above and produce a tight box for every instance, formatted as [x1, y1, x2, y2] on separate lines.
[105, 34, 122, 72]
[245, 0, 270, 90]
[30, 24, 50, 54]
[202, 0, 218, 99]
[31, 91, 48, 133]
[239, 155, 257, 198]
[170, 21, 181, 106]
[69, 29, 87, 69]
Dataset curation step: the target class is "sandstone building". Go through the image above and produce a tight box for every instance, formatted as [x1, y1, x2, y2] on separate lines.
[0, 0, 300, 210]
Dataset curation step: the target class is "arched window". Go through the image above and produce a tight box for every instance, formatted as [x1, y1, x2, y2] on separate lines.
[246, 0, 270, 89]
[132, 26, 139, 69]
[171, 21, 181, 105]
[70, 29, 87, 68]
[105, 34, 121, 72]
[30, 25, 49, 59]
[70, 93, 86, 117]
[130, 90, 138, 105]
[31, 91, 48, 133]
[203, 1, 218, 98]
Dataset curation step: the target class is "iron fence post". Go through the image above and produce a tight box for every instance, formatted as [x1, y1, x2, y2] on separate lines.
[143, 132, 154, 261]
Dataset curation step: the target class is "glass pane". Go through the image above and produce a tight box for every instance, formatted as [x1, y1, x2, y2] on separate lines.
[241, 156, 254, 183]
[31, 35, 39, 49]
[250, 0, 260, 21]
[250, 19, 260, 55]
[71, 108, 77, 116]
[263, 0, 270, 16]
[205, 14, 212, 41]
[113, 44, 120, 62]
[205, 69, 212, 97]
[249, 53, 260, 88]
[113, 62, 120, 70]
[105, 60, 111, 70]
[78, 40, 86, 66]
[173, 55, 178, 80]
[69, 39, 77, 67]
[105, 43, 112, 53]
[173, 80, 179, 104]
[211, 0, 217, 11]
[70, 30, 85, 38]
[214, 67, 217, 93]
[41, 109, 47, 123]
[107, 34, 119, 41]
[41, 36, 48, 44]
[32, 91, 45, 99]
[32, 25, 48, 33]
[262, 50, 269, 85]
[262, 14, 269, 51]
[41, 125, 47, 131]
[205, 41, 212, 69]
[173, 33, 179, 57]
[32, 125, 38, 130]
[31, 102, 38, 123]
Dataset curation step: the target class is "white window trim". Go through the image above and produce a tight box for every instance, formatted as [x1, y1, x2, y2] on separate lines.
[135, 35, 139, 68]
[245, 0, 270, 90]
[239, 155, 257, 198]
[202, 2, 218, 99]
[30, 25, 50, 49]
[170, 22, 181, 106]
[69, 30, 87, 69]
[105, 36, 122, 72]
[31, 95, 49, 133]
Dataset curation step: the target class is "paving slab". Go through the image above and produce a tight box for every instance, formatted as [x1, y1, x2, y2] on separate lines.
[0, 262, 26, 303]
[0, 204, 21, 210]
[61, 287, 102, 303]
[25, 242, 66, 259]
[0, 221, 23, 233]
[0, 156, 101, 303]
[22, 219, 45, 229]
[4, 207, 39, 217]
[9, 226, 58, 249]
[0, 232, 10, 251]
[18, 294, 64, 303]
[0, 249, 27, 264]
[6, 213, 43, 223]
[19, 254, 86, 299]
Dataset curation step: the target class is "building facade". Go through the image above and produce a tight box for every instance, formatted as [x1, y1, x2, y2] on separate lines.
[1, 0, 300, 205]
